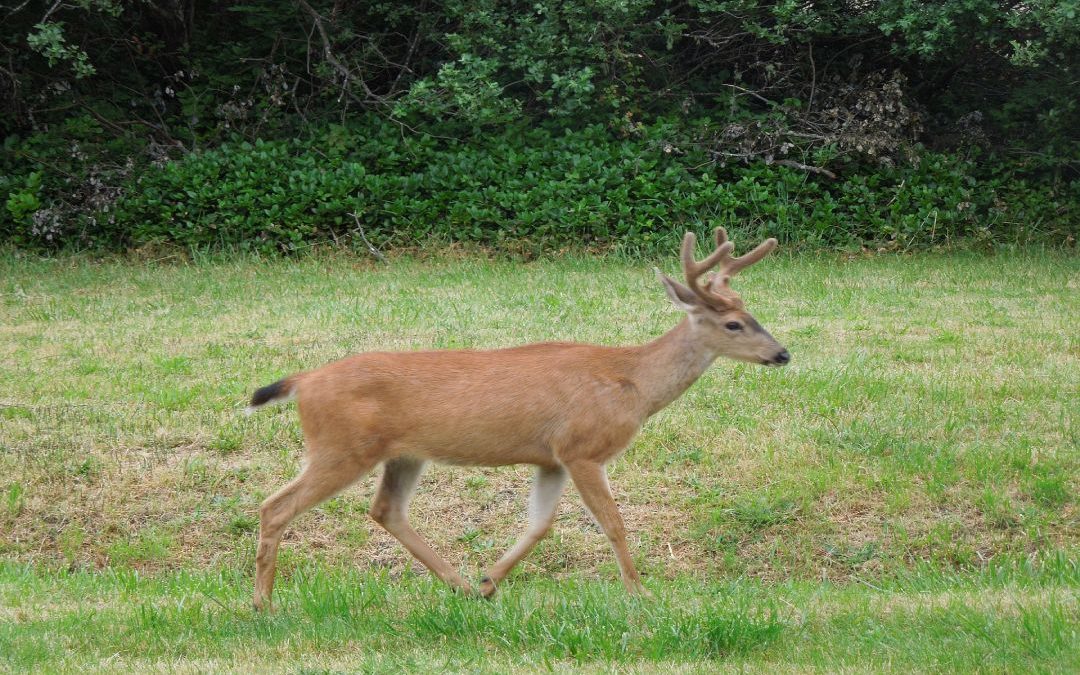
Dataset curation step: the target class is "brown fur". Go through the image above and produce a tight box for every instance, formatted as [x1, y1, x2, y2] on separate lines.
[249, 230, 787, 609]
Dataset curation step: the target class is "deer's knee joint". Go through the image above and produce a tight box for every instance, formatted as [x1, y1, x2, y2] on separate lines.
[530, 523, 554, 540]
[255, 545, 275, 565]
[369, 500, 401, 527]
[260, 491, 288, 517]
[368, 505, 385, 525]
[259, 500, 288, 532]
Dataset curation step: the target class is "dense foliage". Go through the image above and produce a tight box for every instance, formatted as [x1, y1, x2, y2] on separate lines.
[106, 122, 1074, 253]
[2, 1, 1078, 251]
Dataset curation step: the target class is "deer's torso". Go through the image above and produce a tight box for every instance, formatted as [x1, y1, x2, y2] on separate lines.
[293, 343, 653, 468]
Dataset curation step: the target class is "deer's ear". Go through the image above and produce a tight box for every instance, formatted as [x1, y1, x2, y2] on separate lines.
[655, 269, 700, 312]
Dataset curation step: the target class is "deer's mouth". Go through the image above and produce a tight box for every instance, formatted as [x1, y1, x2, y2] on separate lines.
[762, 350, 791, 367]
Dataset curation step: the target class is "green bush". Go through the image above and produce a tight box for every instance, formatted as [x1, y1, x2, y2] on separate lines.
[110, 139, 366, 251]
[101, 120, 1077, 254]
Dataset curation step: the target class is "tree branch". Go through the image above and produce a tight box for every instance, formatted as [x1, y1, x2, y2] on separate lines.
[350, 213, 387, 262]
[772, 159, 837, 180]
[294, 0, 381, 105]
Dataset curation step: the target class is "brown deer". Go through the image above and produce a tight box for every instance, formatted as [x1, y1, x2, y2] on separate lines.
[246, 229, 788, 610]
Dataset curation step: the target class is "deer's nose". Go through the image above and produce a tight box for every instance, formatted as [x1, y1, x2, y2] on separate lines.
[773, 350, 790, 365]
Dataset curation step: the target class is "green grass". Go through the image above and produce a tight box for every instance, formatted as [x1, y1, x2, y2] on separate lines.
[1, 248, 1078, 670]
[1, 558, 1076, 671]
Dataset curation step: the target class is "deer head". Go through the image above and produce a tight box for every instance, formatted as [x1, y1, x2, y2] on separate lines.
[657, 228, 789, 367]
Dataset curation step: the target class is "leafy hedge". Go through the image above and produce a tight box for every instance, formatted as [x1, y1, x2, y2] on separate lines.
[3, 3, 1077, 253]
[53, 121, 1066, 253]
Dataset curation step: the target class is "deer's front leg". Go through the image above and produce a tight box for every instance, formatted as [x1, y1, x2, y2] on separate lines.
[564, 460, 650, 596]
[479, 465, 568, 598]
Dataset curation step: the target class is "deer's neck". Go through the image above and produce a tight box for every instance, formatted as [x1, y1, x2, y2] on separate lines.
[632, 317, 717, 417]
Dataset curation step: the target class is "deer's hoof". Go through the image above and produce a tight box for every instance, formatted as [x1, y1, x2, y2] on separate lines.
[635, 587, 655, 600]
[626, 581, 654, 599]
[478, 576, 498, 599]
[253, 599, 273, 613]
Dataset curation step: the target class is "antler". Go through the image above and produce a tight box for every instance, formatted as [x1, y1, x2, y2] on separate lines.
[680, 230, 732, 300]
[680, 228, 777, 304]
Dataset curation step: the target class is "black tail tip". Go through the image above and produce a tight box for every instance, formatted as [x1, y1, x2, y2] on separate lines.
[250, 379, 288, 407]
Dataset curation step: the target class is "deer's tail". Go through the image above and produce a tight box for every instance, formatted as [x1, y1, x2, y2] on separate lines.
[245, 376, 298, 415]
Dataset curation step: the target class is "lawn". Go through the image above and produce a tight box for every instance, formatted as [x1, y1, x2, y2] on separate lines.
[1, 248, 1077, 671]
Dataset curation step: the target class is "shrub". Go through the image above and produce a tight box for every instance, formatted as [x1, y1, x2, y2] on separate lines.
[109, 139, 366, 251]
[99, 119, 1077, 254]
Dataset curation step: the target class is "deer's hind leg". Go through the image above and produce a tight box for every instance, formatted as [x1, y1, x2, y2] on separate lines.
[254, 452, 377, 611]
[370, 457, 474, 594]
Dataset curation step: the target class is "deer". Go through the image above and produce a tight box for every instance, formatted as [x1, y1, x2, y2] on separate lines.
[246, 228, 789, 610]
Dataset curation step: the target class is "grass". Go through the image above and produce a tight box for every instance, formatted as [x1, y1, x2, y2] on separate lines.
[1, 248, 1078, 670]
[1, 558, 1076, 671]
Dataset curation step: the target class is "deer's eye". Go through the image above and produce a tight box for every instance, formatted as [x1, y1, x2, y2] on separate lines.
[724, 321, 743, 331]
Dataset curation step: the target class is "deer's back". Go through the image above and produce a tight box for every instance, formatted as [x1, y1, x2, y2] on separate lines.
[293, 343, 646, 466]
